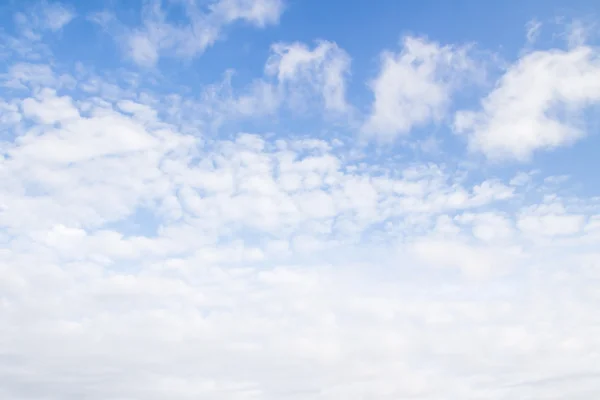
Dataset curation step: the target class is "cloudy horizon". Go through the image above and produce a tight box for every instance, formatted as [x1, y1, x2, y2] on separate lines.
[2, 0, 600, 398]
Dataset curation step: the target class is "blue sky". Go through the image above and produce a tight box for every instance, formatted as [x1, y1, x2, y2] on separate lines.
[2, 0, 600, 399]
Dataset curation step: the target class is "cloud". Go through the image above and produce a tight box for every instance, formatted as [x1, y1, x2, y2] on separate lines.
[196, 70, 281, 122]
[1, 1, 75, 60]
[170, 40, 351, 125]
[14, 1, 75, 37]
[21, 88, 80, 125]
[2, 59, 600, 399]
[3, 6, 600, 399]
[266, 40, 351, 113]
[363, 36, 474, 140]
[526, 19, 542, 45]
[517, 201, 586, 237]
[455, 35, 600, 161]
[212, 0, 285, 27]
[1, 63, 74, 90]
[94, 0, 285, 67]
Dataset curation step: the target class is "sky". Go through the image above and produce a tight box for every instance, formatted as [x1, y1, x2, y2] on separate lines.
[1, 0, 600, 399]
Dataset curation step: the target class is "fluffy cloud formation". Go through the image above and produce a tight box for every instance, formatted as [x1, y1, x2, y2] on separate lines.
[363, 36, 474, 140]
[3, 59, 600, 399]
[92, 0, 284, 67]
[2, 2, 600, 399]
[455, 38, 600, 161]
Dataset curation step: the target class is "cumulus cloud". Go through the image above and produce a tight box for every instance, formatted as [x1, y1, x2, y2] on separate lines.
[455, 31, 600, 161]
[363, 36, 474, 140]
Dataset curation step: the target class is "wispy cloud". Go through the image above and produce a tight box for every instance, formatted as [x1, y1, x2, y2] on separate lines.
[266, 40, 351, 113]
[92, 0, 285, 67]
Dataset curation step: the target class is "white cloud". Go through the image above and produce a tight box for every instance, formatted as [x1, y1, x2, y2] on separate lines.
[1, 63, 74, 90]
[3, 13, 600, 400]
[266, 40, 351, 113]
[37, 2, 75, 31]
[455, 40, 600, 161]
[1, 1, 75, 60]
[14, 1, 75, 37]
[411, 237, 520, 278]
[235, 80, 280, 116]
[363, 36, 474, 140]
[127, 32, 161, 67]
[96, 0, 285, 67]
[456, 211, 515, 242]
[172, 40, 351, 125]
[212, 0, 285, 27]
[517, 201, 586, 237]
[21, 88, 80, 125]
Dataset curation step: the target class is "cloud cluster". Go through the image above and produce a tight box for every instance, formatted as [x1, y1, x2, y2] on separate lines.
[2, 2, 600, 399]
